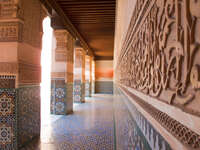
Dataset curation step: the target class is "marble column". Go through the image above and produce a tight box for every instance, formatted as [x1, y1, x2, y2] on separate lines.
[51, 29, 75, 115]
[0, 0, 46, 149]
[74, 47, 86, 103]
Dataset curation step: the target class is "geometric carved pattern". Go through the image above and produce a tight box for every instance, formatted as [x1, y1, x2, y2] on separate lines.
[21, 0, 44, 48]
[0, 63, 18, 75]
[0, 0, 23, 43]
[121, 86, 200, 149]
[117, 0, 200, 116]
[0, 0, 21, 19]
[0, 0, 20, 19]
[54, 30, 68, 62]
[0, 22, 23, 42]
[18, 62, 41, 85]
[0, 75, 16, 89]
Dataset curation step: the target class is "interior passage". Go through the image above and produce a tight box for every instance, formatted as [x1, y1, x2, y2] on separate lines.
[21, 95, 115, 150]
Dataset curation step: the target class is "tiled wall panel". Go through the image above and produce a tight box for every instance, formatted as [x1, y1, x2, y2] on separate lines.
[0, 89, 17, 150]
[114, 86, 171, 150]
[17, 86, 40, 148]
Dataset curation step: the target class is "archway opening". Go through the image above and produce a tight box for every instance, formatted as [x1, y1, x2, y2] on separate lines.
[41, 17, 53, 129]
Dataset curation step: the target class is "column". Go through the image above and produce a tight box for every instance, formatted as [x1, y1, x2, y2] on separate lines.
[65, 31, 75, 114]
[74, 47, 86, 103]
[0, 0, 46, 149]
[85, 56, 93, 97]
[92, 59, 96, 94]
[51, 29, 75, 115]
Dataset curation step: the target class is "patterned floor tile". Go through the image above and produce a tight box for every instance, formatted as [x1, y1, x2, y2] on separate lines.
[21, 95, 115, 150]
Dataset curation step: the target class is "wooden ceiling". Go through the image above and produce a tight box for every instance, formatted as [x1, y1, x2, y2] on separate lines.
[54, 0, 116, 59]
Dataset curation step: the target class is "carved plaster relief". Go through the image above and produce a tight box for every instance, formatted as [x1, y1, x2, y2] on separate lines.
[0, 0, 22, 19]
[0, 0, 23, 42]
[21, 0, 45, 48]
[117, 0, 200, 116]
[18, 62, 41, 85]
[0, 63, 18, 74]
[54, 30, 68, 62]
[0, 21, 23, 42]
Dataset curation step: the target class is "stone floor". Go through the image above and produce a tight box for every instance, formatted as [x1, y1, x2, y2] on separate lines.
[21, 94, 115, 150]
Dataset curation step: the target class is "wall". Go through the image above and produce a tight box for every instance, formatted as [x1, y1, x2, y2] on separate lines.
[114, 0, 137, 71]
[95, 60, 113, 94]
[114, 0, 200, 150]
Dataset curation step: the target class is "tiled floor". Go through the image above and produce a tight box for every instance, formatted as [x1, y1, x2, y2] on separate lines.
[21, 94, 115, 150]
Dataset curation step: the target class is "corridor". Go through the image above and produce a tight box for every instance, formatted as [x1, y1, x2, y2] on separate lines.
[21, 95, 115, 150]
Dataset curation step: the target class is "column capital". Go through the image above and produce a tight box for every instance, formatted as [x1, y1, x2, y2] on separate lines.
[54, 29, 69, 62]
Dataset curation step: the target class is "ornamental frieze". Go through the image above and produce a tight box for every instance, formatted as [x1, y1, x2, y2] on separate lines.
[0, 21, 23, 42]
[0, 0, 21, 19]
[117, 0, 200, 116]
[54, 30, 68, 62]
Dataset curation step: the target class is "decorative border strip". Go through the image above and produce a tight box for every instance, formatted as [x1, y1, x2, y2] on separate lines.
[0, 75, 16, 79]
[0, 63, 18, 74]
[120, 86, 200, 149]
[114, 86, 171, 150]
[0, 75, 16, 88]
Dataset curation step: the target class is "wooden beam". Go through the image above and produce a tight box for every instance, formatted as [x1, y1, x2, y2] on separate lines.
[59, 4, 115, 8]
[62, 7, 115, 11]
[40, 0, 94, 56]
[71, 17, 115, 20]
[57, 1, 115, 5]
[94, 56, 113, 60]
[67, 12, 115, 15]
[70, 13, 115, 18]
[64, 10, 115, 13]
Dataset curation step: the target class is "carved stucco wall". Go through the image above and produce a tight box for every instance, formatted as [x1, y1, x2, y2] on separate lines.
[114, 0, 200, 149]
[114, 0, 137, 71]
